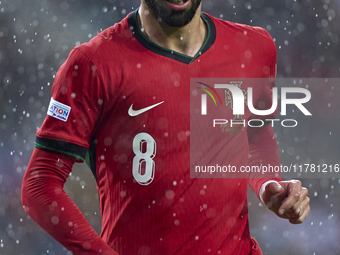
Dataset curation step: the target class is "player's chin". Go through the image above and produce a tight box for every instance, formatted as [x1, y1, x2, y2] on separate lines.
[161, 3, 197, 27]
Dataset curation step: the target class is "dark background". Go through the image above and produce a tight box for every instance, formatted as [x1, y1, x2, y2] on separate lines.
[0, 0, 339, 254]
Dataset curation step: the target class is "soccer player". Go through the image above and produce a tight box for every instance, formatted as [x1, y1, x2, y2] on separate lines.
[21, 0, 310, 254]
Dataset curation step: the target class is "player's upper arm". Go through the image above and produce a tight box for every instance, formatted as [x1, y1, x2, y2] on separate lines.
[35, 48, 105, 161]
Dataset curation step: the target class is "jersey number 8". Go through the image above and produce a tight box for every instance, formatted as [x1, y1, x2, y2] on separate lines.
[132, 132, 156, 185]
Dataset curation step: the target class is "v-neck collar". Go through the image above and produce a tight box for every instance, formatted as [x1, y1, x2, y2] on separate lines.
[128, 8, 216, 64]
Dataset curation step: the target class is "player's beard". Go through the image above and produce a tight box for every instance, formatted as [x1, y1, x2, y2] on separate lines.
[143, 0, 202, 27]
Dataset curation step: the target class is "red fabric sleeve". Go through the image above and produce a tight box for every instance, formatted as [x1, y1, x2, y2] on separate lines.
[21, 148, 119, 255]
[36, 48, 104, 150]
[247, 125, 282, 198]
[247, 28, 280, 198]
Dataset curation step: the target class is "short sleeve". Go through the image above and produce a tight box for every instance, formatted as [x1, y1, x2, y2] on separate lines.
[35, 48, 103, 161]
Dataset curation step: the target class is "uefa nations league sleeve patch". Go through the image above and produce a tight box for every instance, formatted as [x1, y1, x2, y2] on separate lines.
[47, 98, 71, 122]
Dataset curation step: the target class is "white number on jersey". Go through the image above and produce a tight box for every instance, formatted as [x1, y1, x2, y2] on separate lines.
[132, 132, 156, 185]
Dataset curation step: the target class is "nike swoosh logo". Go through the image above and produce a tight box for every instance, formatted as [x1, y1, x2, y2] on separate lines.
[128, 101, 164, 117]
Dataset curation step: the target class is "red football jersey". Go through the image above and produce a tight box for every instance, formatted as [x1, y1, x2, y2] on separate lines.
[35, 10, 279, 255]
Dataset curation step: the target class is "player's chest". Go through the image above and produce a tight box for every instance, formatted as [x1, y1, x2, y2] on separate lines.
[100, 48, 269, 129]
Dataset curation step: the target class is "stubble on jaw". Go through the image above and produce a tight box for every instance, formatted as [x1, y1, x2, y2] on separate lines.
[142, 0, 202, 27]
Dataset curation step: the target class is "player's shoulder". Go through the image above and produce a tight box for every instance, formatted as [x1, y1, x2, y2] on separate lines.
[205, 13, 275, 46]
[71, 15, 131, 63]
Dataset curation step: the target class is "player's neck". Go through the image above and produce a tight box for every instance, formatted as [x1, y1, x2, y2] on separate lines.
[138, 3, 207, 57]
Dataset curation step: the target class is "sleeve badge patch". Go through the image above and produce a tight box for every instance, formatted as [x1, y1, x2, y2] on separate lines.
[47, 98, 71, 122]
